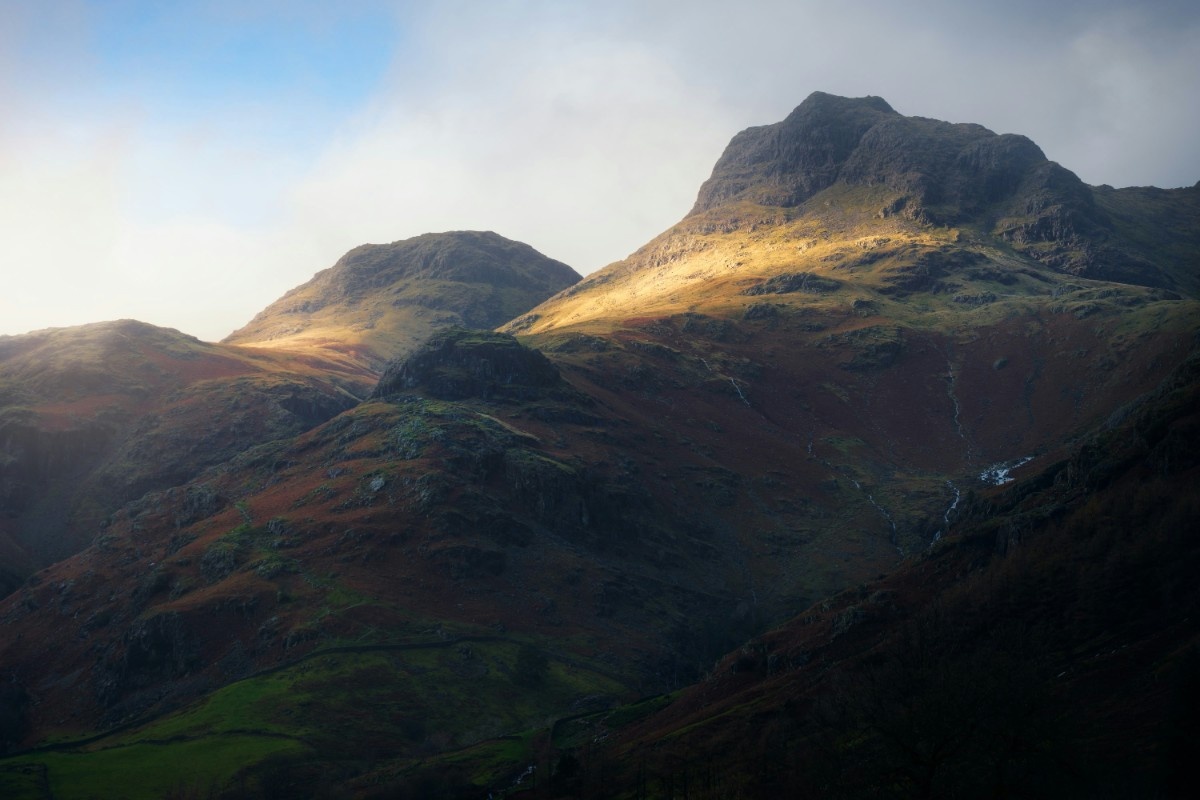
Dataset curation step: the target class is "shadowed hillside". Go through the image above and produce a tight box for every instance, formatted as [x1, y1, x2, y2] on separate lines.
[0, 93, 1196, 799]
[0, 320, 371, 590]
[0, 233, 579, 596]
[571, 346, 1200, 800]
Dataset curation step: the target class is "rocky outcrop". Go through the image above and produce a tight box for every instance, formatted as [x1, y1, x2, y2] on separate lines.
[372, 328, 563, 402]
[688, 91, 1191, 292]
[691, 92, 1057, 223]
[691, 92, 897, 213]
[742, 271, 841, 295]
[93, 611, 202, 721]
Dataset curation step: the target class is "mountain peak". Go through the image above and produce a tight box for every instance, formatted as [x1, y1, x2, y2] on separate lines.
[690, 92, 898, 214]
[793, 90, 896, 116]
[223, 230, 580, 369]
[689, 91, 1060, 222]
[328, 230, 575, 293]
[682, 91, 1190, 289]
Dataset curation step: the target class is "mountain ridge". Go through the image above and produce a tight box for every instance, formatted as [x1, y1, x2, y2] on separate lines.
[0, 318, 373, 588]
[225, 230, 580, 370]
[0, 232, 579, 593]
[0, 91, 1196, 798]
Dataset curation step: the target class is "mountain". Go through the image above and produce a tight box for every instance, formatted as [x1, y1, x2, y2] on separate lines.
[0, 93, 1196, 799]
[686, 91, 1198, 293]
[579, 348, 1200, 799]
[0, 233, 578, 596]
[512, 91, 1195, 336]
[0, 320, 371, 593]
[225, 230, 581, 370]
[504, 92, 1198, 607]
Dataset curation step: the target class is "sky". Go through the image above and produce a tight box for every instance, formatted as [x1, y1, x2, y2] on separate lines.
[2, 0, 1198, 342]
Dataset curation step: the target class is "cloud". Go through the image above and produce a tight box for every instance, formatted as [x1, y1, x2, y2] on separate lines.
[2, 0, 1197, 341]
[0, 2, 395, 341]
[288, 30, 734, 274]
[0, 120, 320, 340]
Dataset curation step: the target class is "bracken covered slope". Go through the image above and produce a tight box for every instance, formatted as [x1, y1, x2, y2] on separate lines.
[0, 93, 1196, 798]
[580, 347, 1200, 799]
[0, 233, 578, 596]
[0, 320, 371, 592]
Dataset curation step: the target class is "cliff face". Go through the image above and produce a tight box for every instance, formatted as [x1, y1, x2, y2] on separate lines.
[688, 91, 1194, 291]
[691, 92, 898, 213]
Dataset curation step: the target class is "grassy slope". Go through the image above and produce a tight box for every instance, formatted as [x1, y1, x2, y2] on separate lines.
[3, 270, 1194, 795]
[573, 350, 1200, 799]
[0, 183, 1195, 796]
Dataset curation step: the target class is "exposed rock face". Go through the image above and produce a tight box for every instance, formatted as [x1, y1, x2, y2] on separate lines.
[689, 91, 1192, 292]
[93, 611, 202, 723]
[742, 272, 841, 295]
[691, 92, 897, 213]
[691, 92, 1057, 221]
[372, 328, 562, 401]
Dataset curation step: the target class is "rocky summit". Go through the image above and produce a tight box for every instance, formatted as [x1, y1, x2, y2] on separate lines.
[225, 230, 581, 370]
[0, 93, 1197, 799]
[687, 91, 1196, 290]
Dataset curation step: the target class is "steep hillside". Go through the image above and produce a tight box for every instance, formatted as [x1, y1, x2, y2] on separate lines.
[0, 94, 1196, 798]
[0, 320, 371, 589]
[579, 346, 1200, 799]
[225, 230, 581, 370]
[505, 92, 1199, 634]
[0, 233, 578, 594]
[1092, 182, 1200, 297]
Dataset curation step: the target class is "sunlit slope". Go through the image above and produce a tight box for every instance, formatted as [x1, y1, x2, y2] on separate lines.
[225, 230, 581, 370]
[505, 92, 1199, 545]
[511, 91, 1196, 334]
